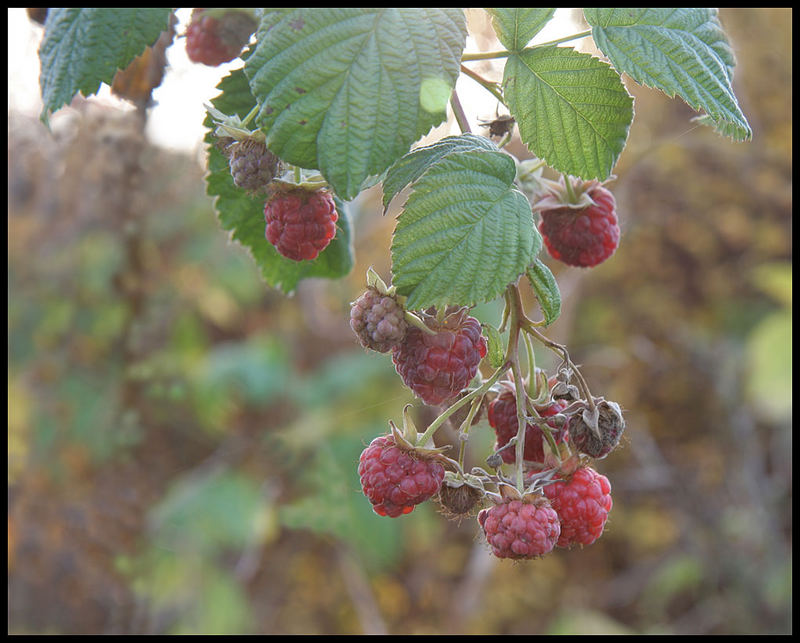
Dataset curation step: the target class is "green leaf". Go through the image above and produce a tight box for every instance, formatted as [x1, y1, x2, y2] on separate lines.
[526, 258, 561, 326]
[38, 8, 172, 121]
[483, 324, 505, 368]
[503, 46, 633, 180]
[382, 133, 498, 210]
[205, 69, 353, 295]
[245, 8, 467, 199]
[584, 8, 751, 141]
[487, 8, 556, 51]
[391, 150, 540, 310]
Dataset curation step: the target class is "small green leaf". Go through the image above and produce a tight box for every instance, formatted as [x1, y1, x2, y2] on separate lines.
[585, 8, 751, 141]
[391, 150, 540, 310]
[487, 8, 556, 51]
[382, 133, 498, 210]
[245, 8, 466, 200]
[526, 259, 561, 326]
[483, 324, 506, 368]
[503, 46, 634, 180]
[205, 69, 353, 295]
[38, 8, 172, 121]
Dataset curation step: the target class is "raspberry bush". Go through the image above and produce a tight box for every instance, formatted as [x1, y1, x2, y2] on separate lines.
[37, 8, 751, 563]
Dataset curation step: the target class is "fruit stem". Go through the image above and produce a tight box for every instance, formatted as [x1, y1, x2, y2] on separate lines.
[562, 174, 578, 204]
[450, 90, 472, 134]
[459, 64, 505, 104]
[456, 392, 486, 469]
[241, 105, 259, 128]
[503, 284, 529, 492]
[415, 363, 508, 448]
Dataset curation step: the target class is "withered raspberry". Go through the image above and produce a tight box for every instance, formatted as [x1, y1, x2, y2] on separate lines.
[543, 466, 612, 547]
[227, 138, 279, 192]
[391, 307, 487, 406]
[264, 187, 338, 261]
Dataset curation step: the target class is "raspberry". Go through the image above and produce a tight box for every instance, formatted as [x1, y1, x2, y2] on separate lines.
[227, 138, 279, 192]
[264, 187, 339, 261]
[543, 466, 612, 547]
[478, 496, 560, 559]
[185, 9, 256, 67]
[350, 288, 408, 353]
[488, 390, 568, 465]
[358, 435, 445, 518]
[391, 308, 487, 406]
[568, 399, 625, 459]
[538, 183, 620, 267]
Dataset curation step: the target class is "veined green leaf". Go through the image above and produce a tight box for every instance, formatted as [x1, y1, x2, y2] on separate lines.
[204, 70, 353, 295]
[382, 133, 498, 210]
[392, 150, 540, 310]
[487, 8, 556, 51]
[526, 258, 561, 326]
[503, 46, 633, 180]
[38, 8, 172, 121]
[245, 8, 466, 200]
[585, 8, 751, 141]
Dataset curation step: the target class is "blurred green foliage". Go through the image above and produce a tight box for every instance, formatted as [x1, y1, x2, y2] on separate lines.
[8, 8, 791, 635]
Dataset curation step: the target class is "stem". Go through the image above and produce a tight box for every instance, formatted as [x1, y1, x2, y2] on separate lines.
[456, 393, 485, 469]
[503, 284, 529, 492]
[415, 364, 508, 447]
[449, 90, 472, 134]
[241, 105, 259, 128]
[459, 30, 593, 62]
[459, 64, 505, 104]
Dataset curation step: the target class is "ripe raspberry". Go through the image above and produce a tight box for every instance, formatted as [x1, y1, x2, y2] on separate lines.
[488, 390, 568, 465]
[226, 138, 279, 192]
[391, 308, 487, 406]
[185, 9, 256, 67]
[543, 466, 612, 547]
[358, 435, 445, 518]
[538, 183, 619, 267]
[350, 288, 408, 353]
[478, 496, 560, 559]
[264, 187, 338, 261]
[568, 399, 625, 459]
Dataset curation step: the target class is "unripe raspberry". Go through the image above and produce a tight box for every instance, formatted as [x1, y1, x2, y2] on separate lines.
[568, 399, 625, 459]
[228, 138, 279, 192]
[488, 390, 568, 465]
[391, 308, 487, 406]
[358, 434, 445, 518]
[350, 288, 408, 353]
[478, 495, 560, 559]
[543, 466, 612, 547]
[537, 182, 620, 268]
[185, 9, 256, 67]
[264, 187, 338, 261]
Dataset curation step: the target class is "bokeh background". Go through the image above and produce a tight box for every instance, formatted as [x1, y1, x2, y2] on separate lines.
[8, 8, 791, 635]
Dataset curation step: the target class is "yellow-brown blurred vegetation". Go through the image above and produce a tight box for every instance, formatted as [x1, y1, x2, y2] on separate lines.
[8, 8, 791, 634]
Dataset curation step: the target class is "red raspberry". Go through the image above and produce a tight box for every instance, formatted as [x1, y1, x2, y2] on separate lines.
[264, 187, 339, 261]
[185, 9, 256, 67]
[538, 183, 619, 268]
[478, 496, 560, 559]
[350, 287, 408, 353]
[391, 308, 487, 406]
[358, 435, 445, 518]
[543, 466, 612, 547]
[488, 390, 568, 465]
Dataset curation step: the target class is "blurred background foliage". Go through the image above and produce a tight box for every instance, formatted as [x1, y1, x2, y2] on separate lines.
[8, 8, 791, 635]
